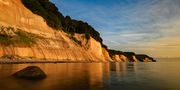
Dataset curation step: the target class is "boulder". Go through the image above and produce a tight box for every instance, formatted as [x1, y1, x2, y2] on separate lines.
[13, 66, 46, 80]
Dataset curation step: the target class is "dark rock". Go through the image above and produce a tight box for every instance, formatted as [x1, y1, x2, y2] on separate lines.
[13, 66, 46, 80]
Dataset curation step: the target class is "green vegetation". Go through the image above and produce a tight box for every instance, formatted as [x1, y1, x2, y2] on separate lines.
[15, 30, 36, 45]
[123, 52, 136, 62]
[108, 50, 136, 62]
[136, 54, 156, 62]
[0, 35, 14, 45]
[1, 54, 23, 60]
[109, 50, 156, 62]
[69, 36, 82, 46]
[21, 0, 103, 44]
[108, 49, 124, 58]
[62, 16, 102, 43]
[0, 27, 37, 46]
[1, 54, 14, 59]
[102, 44, 108, 50]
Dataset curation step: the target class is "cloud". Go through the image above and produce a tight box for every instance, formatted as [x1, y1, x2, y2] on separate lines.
[52, 0, 180, 57]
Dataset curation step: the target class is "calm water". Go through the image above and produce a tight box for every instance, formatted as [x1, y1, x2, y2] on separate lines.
[0, 58, 180, 90]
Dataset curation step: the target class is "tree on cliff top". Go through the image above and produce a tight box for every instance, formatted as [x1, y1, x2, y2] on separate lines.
[22, 0, 64, 29]
[21, 0, 103, 43]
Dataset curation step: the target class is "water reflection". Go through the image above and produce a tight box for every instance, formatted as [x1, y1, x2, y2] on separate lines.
[0, 63, 105, 90]
[0, 63, 140, 90]
[0, 62, 180, 90]
[109, 62, 138, 74]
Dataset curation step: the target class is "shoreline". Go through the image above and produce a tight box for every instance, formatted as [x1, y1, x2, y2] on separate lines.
[0, 59, 156, 64]
[0, 59, 110, 64]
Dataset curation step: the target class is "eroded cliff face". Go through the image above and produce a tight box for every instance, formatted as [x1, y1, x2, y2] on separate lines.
[102, 48, 112, 61]
[0, 0, 110, 61]
[109, 50, 156, 62]
[73, 33, 111, 61]
[110, 54, 155, 62]
[110, 54, 127, 62]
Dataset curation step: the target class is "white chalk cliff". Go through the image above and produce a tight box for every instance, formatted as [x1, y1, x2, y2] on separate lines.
[0, 0, 111, 62]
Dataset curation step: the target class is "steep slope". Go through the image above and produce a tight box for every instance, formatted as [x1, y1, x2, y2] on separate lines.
[0, 0, 155, 62]
[109, 50, 156, 62]
[0, 0, 111, 62]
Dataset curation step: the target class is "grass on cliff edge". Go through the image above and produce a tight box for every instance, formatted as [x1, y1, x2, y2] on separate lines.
[0, 29, 37, 46]
[1, 54, 23, 59]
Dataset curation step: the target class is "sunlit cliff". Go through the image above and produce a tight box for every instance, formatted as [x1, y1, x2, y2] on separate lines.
[0, 0, 155, 62]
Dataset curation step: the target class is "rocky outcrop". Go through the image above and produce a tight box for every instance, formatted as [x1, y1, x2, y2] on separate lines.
[13, 66, 46, 80]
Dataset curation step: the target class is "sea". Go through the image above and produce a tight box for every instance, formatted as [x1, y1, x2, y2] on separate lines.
[0, 58, 180, 90]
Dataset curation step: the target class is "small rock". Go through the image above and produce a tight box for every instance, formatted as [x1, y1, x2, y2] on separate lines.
[13, 66, 46, 80]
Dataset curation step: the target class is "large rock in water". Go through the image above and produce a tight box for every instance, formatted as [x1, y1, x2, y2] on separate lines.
[13, 66, 46, 80]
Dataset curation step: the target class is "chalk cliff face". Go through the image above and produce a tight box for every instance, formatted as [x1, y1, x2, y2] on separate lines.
[135, 55, 156, 62]
[111, 55, 127, 62]
[109, 53, 155, 62]
[109, 50, 156, 62]
[0, 0, 155, 62]
[0, 0, 110, 61]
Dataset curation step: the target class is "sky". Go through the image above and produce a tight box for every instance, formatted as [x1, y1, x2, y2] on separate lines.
[51, 0, 180, 58]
